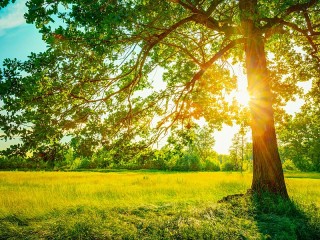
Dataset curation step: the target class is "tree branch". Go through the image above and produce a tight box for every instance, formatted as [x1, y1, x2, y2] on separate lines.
[282, 0, 318, 17]
[173, 0, 234, 34]
[186, 38, 245, 91]
[260, 0, 318, 30]
[276, 19, 319, 62]
[206, 0, 224, 16]
[303, 10, 320, 36]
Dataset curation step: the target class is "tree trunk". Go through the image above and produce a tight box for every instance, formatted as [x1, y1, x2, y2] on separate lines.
[240, 0, 288, 197]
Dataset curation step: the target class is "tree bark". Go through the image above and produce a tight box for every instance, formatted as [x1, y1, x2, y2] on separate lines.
[240, 0, 289, 197]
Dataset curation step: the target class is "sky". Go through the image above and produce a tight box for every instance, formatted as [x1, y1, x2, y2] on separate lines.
[0, 0, 307, 154]
[0, 0, 46, 63]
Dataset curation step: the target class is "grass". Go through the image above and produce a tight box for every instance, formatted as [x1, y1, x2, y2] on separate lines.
[0, 171, 319, 239]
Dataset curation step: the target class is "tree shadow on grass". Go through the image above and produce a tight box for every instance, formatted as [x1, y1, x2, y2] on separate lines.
[0, 193, 319, 239]
[219, 192, 320, 240]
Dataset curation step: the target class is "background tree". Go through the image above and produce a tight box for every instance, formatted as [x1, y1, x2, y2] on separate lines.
[1, 0, 320, 197]
[278, 81, 320, 171]
[164, 124, 219, 171]
[192, 125, 217, 163]
[229, 125, 251, 172]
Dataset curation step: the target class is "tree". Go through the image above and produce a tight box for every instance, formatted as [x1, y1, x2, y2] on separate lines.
[164, 125, 218, 171]
[167, 125, 216, 158]
[229, 125, 250, 172]
[278, 81, 320, 171]
[1, 0, 320, 197]
[191, 125, 217, 162]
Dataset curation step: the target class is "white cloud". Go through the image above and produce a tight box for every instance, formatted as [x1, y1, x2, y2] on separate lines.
[0, 0, 27, 35]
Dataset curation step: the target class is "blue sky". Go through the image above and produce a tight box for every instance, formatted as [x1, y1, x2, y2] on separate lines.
[0, 0, 46, 150]
[0, 0, 46, 65]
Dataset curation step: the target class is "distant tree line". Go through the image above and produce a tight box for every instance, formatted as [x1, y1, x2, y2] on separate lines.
[0, 125, 243, 171]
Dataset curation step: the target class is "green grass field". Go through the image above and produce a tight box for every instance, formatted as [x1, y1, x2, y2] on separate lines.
[0, 171, 319, 239]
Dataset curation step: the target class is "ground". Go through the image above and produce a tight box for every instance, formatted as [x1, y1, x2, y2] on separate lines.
[0, 171, 319, 239]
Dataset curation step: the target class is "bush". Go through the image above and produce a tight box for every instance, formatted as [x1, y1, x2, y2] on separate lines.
[221, 162, 234, 171]
[203, 159, 220, 171]
[92, 150, 114, 168]
[69, 157, 92, 170]
[242, 160, 252, 172]
[165, 154, 179, 170]
[292, 156, 314, 172]
[70, 158, 82, 170]
[0, 155, 49, 170]
[174, 154, 201, 171]
[282, 159, 298, 171]
[0, 156, 11, 169]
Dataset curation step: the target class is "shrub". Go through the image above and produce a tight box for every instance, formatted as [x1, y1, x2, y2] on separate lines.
[174, 153, 201, 171]
[0, 156, 11, 169]
[292, 156, 315, 172]
[70, 157, 82, 170]
[282, 159, 298, 171]
[242, 160, 252, 172]
[91, 149, 114, 168]
[203, 159, 220, 171]
[0, 155, 48, 170]
[221, 162, 234, 171]
[165, 154, 179, 170]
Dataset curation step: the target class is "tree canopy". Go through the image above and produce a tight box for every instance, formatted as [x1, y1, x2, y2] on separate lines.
[0, 0, 319, 196]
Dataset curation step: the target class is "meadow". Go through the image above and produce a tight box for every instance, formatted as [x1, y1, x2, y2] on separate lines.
[0, 171, 319, 239]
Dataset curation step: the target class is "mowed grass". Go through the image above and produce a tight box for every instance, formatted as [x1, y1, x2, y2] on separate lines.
[0, 171, 319, 239]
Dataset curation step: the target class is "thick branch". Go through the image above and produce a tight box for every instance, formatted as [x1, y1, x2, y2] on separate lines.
[206, 0, 224, 16]
[186, 38, 245, 90]
[154, 36, 242, 135]
[174, 0, 234, 33]
[303, 10, 320, 36]
[282, 0, 317, 17]
[274, 19, 319, 63]
[261, 0, 318, 29]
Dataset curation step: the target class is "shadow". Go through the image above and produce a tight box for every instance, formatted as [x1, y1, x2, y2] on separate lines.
[218, 192, 320, 240]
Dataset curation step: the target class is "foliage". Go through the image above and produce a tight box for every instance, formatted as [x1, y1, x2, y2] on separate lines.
[203, 158, 221, 171]
[278, 83, 320, 172]
[229, 126, 252, 172]
[282, 159, 298, 171]
[161, 125, 220, 171]
[0, 0, 318, 158]
[221, 162, 235, 172]
[173, 153, 200, 171]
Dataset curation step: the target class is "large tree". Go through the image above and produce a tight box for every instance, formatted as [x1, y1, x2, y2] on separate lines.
[1, 0, 320, 197]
